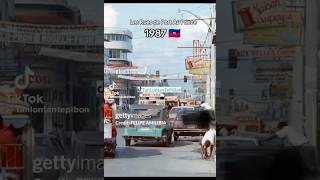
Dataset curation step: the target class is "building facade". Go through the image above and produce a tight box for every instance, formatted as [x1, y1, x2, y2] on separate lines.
[104, 28, 134, 106]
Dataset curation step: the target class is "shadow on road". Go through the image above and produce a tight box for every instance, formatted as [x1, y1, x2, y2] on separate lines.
[191, 147, 201, 153]
[170, 141, 194, 147]
[115, 147, 162, 158]
[131, 140, 194, 147]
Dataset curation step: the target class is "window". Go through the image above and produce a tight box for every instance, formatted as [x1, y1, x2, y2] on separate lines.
[105, 34, 129, 41]
[109, 49, 121, 58]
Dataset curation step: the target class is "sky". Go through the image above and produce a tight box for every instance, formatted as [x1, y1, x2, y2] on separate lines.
[104, 3, 215, 75]
[104, 3, 215, 94]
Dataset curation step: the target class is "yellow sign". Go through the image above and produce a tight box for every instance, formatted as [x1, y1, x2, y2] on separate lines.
[189, 68, 209, 75]
[185, 57, 210, 70]
[232, 0, 286, 31]
[243, 10, 304, 45]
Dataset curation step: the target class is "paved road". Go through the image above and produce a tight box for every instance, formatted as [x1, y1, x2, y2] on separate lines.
[104, 128, 216, 177]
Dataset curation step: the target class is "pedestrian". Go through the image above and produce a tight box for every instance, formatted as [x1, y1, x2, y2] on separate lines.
[262, 122, 309, 146]
[0, 115, 23, 171]
[200, 123, 216, 160]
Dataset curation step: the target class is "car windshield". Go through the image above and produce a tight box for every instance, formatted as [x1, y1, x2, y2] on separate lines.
[130, 109, 161, 121]
[217, 140, 257, 147]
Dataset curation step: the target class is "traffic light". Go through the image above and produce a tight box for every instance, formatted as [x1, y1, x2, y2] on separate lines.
[261, 90, 267, 101]
[228, 49, 238, 68]
[184, 75, 187, 83]
[229, 88, 234, 99]
[269, 83, 274, 96]
[156, 70, 160, 78]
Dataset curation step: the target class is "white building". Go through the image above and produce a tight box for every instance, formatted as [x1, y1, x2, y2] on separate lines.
[104, 28, 133, 66]
[104, 28, 133, 105]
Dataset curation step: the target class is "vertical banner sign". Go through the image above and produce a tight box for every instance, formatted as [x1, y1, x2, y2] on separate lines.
[193, 40, 201, 57]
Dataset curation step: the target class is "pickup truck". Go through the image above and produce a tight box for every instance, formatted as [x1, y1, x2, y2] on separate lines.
[172, 108, 215, 141]
[123, 104, 173, 147]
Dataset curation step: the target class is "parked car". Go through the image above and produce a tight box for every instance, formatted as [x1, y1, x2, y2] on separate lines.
[123, 104, 173, 147]
[173, 109, 215, 141]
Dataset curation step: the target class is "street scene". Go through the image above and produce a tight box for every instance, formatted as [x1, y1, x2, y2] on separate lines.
[104, 3, 216, 177]
[216, 0, 320, 179]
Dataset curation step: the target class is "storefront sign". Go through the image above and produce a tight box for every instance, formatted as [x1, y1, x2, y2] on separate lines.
[189, 68, 209, 75]
[254, 71, 291, 83]
[232, 0, 286, 31]
[255, 63, 293, 72]
[254, 61, 293, 83]
[0, 22, 103, 46]
[105, 66, 147, 75]
[185, 57, 210, 70]
[243, 10, 304, 45]
[229, 46, 296, 59]
[270, 83, 291, 97]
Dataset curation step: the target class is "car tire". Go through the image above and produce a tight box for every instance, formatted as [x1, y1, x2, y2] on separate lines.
[163, 138, 169, 147]
[168, 134, 172, 144]
[174, 136, 179, 141]
[110, 152, 115, 158]
[125, 138, 131, 146]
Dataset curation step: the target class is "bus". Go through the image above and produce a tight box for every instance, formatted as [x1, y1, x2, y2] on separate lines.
[138, 93, 165, 106]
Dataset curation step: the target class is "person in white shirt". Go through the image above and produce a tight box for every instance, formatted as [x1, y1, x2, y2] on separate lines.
[201, 126, 216, 159]
[263, 122, 309, 146]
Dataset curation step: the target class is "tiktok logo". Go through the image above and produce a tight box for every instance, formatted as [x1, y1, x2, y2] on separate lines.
[109, 81, 118, 90]
[14, 66, 34, 90]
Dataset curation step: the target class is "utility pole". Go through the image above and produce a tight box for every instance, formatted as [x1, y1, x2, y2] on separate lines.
[304, 0, 319, 156]
[178, 5, 216, 109]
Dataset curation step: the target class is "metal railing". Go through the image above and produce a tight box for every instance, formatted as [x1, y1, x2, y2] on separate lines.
[0, 144, 24, 170]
